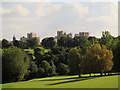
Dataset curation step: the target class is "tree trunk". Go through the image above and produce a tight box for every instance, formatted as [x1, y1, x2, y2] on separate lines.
[100, 73, 103, 76]
[79, 74, 81, 78]
[89, 73, 91, 77]
[104, 73, 106, 76]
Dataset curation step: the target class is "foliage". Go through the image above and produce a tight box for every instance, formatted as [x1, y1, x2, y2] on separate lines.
[84, 44, 114, 74]
[112, 41, 120, 72]
[13, 40, 20, 48]
[34, 47, 45, 66]
[100, 31, 118, 50]
[27, 61, 38, 79]
[2, 46, 30, 83]
[73, 36, 91, 54]
[40, 60, 53, 76]
[2, 39, 11, 48]
[57, 63, 70, 75]
[57, 36, 74, 47]
[41, 37, 56, 49]
[68, 47, 83, 76]
[27, 37, 39, 49]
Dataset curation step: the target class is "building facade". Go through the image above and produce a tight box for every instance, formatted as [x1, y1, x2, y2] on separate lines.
[79, 32, 89, 37]
[57, 30, 66, 37]
[27, 32, 37, 39]
[27, 32, 40, 44]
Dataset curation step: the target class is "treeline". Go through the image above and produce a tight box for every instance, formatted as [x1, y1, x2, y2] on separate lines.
[1, 31, 120, 83]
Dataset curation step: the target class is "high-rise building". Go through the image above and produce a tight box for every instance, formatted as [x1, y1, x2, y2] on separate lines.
[27, 32, 40, 44]
[79, 32, 89, 37]
[57, 30, 66, 37]
[27, 32, 36, 39]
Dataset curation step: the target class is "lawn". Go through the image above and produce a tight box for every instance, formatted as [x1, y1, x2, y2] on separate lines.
[24, 49, 50, 54]
[2, 75, 119, 88]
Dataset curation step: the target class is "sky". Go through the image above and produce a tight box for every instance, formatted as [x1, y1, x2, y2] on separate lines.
[0, 0, 119, 41]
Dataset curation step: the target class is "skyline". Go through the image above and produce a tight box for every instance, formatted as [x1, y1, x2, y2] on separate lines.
[1, 2, 118, 41]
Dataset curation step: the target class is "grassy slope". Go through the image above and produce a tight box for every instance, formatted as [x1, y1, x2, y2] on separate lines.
[24, 49, 50, 54]
[2, 75, 118, 88]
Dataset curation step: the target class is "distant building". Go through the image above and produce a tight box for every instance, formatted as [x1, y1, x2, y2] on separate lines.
[57, 30, 66, 37]
[27, 32, 40, 44]
[27, 32, 37, 39]
[79, 32, 89, 37]
[13, 35, 16, 42]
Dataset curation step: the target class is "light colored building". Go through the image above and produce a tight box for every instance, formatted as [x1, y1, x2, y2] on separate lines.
[27, 32, 36, 39]
[27, 32, 40, 44]
[57, 30, 66, 37]
[79, 32, 89, 37]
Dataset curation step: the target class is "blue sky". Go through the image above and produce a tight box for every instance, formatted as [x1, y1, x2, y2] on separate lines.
[0, 1, 118, 41]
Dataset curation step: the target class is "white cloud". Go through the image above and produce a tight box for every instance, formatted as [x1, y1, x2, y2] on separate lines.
[86, 3, 118, 27]
[14, 5, 30, 16]
[34, 3, 62, 16]
[65, 2, 88, 18]
[1, 4, 30, 16]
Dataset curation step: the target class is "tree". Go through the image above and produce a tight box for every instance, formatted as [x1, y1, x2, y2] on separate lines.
[85, 44, 114, 76]
[68, 47, 83, 77]
[37, 67, 45, 77]
[57, 36, 74, 48]
[41, 37, 56, 49]
[88, 36, 99, 44]
[57, 63, 70, 75]
[113, 41, 120, 73]
[100, 31, 118, 50]
[34, 47, 45, 67]
[27, 61, 38, 79]
[40, 60, 52, 76]
[49, 60, 57, 76]
[67, 33, 73, 38]
[73, 36, 90, 54]
[27, 37, 39, 49]
[2, 39, 11, 48]
[2, 46, 30, 83]
[13, 40, 20, 48]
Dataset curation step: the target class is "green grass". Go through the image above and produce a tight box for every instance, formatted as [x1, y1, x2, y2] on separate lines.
[24, 49, 50, 59]
[2, 75, 119, 88]
[24, 49, 50, 54]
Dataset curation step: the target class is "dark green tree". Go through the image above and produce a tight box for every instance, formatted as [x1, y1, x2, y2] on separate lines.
[40, 60, 52, 76]
[27, 61, 38, 79]
[34, 47, 45, 67]
[73, 36, 90, 54]
[57, 63, 70, 75]
[27, 37, 39, 49]
[13, 40, 20, 48]
[100, 31, 118, 50]
[2, 46, 30, 83]
[41, 37, 56, 49]
[57, 36, 74, 47]
[113, 41, 120, 73]
[2, 39, 11, 48]
[68, 47, 83, 77]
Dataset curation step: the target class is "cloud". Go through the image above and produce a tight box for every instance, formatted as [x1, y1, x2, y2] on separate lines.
[34, 3, 62, 16]
[65, 2, 88, 18]
[1, 4, 30, 16]
[86, 3, 118, 27]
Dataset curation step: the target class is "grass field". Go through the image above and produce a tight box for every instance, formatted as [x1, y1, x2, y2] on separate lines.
[2, 75, 119, 88]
